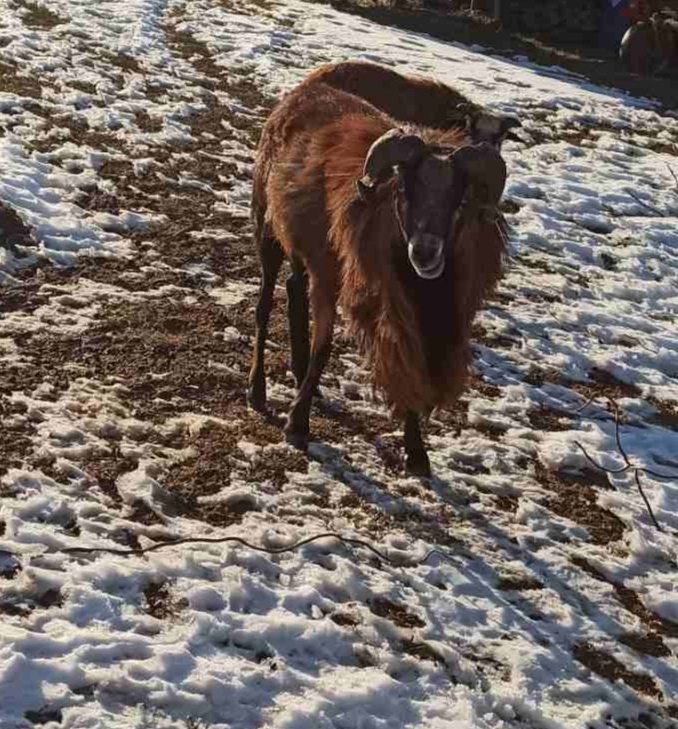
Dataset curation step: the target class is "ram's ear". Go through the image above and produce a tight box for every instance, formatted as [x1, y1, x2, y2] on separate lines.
[451, 143, 507, 207]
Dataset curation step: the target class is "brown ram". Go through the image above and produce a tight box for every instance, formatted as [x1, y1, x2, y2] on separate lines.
[305, 60, 521, 147]
[248, 73, 508, 476]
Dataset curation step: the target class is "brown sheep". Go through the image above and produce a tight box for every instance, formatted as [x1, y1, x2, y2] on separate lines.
[248, 75, 507, 476]
[305, 60, 521, 147]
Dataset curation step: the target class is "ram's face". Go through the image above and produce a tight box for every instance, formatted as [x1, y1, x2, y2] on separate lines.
[395, 154, 461, 280]
[358, 131, 507, 281]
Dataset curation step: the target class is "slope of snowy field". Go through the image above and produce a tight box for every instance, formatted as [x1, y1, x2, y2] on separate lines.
[1, 1, 678, 728]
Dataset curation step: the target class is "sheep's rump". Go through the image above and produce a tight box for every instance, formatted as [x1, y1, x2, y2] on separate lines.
[305, 60, 480, 131]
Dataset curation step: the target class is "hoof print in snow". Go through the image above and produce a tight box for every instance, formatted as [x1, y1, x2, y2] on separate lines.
[126, 499, 166, 526]
[599, 251, 617, 270]
[0, 200, 35, 255]
[353, 644, 379, 668]
[402, 640, 447, 670]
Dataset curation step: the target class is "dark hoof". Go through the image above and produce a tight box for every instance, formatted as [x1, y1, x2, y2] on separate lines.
[285, 428, 310, 450]
[406, 451, 431, 478]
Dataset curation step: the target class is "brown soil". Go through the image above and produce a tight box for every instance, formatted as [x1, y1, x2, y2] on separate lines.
[571, 556, 678, 639]
[527, 406, 576, 432]
[0, 201, 36, 257]
[573, 641, 663, 700]
[144, 580, 186, 620]
[330, 611, 360, 627]
[647, 397, 678, 431]
[619, 631, 670, 659]
[497, 574, 544, 591]
[15, 0, 65, 30]
[535, 461, 625, 544]
[0, 587, 62, 618]
[369, 596, 426, 629]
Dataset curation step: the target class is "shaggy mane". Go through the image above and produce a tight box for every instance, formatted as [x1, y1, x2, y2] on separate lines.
[321, 115, 505, 414]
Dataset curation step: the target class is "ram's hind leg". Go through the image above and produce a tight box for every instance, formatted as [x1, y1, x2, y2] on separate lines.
[285, 256, 337, 447]
[248, 228, 284, 412]
[287, 254, 310, 389]
[404, 411, 431, 477]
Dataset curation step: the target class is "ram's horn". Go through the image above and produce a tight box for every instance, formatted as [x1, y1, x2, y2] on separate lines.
[357, 128, 426, 199]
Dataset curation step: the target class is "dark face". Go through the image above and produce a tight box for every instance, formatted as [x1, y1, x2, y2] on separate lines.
[396, 154, 463, 280]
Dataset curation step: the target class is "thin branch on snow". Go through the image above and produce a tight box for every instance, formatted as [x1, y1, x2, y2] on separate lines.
[668, 163, 678, 193]
[574, 396, 670, 531]
[626, 189, 667, 218]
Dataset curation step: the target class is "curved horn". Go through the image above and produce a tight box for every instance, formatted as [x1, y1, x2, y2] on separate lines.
[357, 129, 426, 199]
[451, 142, 507, 208]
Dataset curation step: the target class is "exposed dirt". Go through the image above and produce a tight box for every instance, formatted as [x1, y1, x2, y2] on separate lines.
[0, 587, 62, 619]
[619, 631, 671, 659]
[647, 396, 678, 431]
[535, 461, 625, 544]
[369, 596, 426, 629]
[573, 641, 663, 700]
[144, 580, 186, 620]
[24, 706, 64, 726]
[497, 574, 544, 591]
[329, 610, 360, 627]
[571, 555, 678, 639]
[14, 0, 66, 30]
[0, 419, 33, 482]
[0, 200, 36, 257]
[527, 406, 576, 433]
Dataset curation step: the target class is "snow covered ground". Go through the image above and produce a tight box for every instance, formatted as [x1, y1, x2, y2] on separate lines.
[1, 1, 678, 728]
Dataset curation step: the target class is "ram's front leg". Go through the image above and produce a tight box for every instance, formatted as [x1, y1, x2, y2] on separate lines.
[404, 410, 431, 477]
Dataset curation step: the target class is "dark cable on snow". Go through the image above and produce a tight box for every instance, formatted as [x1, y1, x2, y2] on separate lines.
[56, 531, 460, 568]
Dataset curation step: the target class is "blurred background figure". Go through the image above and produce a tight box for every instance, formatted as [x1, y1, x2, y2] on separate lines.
[619, 0, 654, 73]
[617, 0, 678, 74]
[652, 8, 678, 74]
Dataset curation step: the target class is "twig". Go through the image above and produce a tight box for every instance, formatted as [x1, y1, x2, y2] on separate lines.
[634, 470, 661, 531]
[573, 396, 672, 531]
[573, 441, 631, 475]
[668, 163, 678, 192]
[626, 190, 666, 218]
[606, 398, 631, 467]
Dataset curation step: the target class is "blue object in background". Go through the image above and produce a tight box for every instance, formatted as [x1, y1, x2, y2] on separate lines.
[599, 0, 632, 50]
